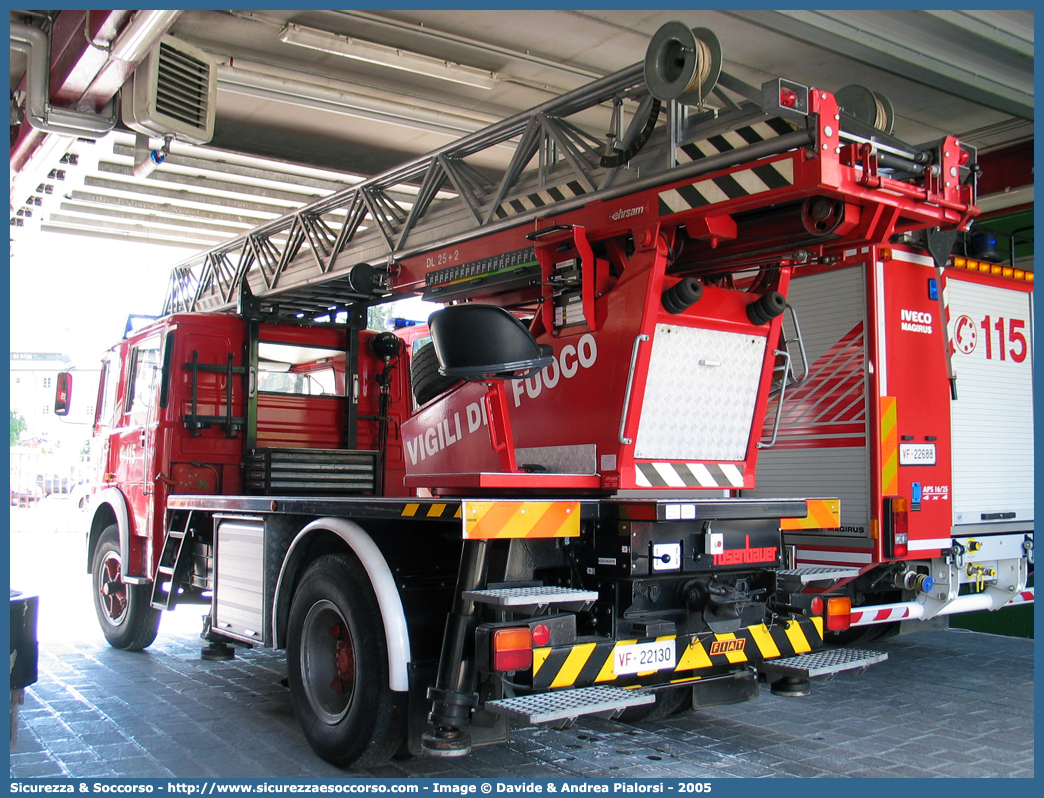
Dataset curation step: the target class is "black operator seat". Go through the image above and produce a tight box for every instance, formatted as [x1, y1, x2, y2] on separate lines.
[428, 304, 554, 381]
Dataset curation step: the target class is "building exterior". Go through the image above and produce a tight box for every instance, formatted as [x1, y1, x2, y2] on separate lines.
[10, 352, 100, 502]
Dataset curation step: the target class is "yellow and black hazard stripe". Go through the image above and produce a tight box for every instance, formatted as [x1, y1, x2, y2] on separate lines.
[399, 502, 461, 520]
[531, 617, 824, 691]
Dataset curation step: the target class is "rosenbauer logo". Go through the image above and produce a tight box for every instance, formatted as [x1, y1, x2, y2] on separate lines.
[712, 535, 777, 566]
[610, 204, 648, 222]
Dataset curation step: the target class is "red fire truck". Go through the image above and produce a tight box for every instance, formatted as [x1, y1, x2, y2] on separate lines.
[749, 235, 1034, 638]
[60, 23, 1028, 769]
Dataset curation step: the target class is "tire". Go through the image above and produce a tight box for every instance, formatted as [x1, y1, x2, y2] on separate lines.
[287, 554, 408, 768]
[411, 343, 460, 406]
[91, 525, 161, 651]
[620, 686, 690, 722]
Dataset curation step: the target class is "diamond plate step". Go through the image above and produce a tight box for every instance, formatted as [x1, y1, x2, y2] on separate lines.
[485, 686, 654, 725]
[464, 586, 598, 610]
[758, 648, 887, 678]
[777, 566, 860, 588]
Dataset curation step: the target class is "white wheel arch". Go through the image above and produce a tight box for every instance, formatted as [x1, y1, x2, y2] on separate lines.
[274, 517, 412, 693]
[92, 487, 131, 571]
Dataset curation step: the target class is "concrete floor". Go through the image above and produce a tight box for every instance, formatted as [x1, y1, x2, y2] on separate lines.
[8, 498, 1035, 779]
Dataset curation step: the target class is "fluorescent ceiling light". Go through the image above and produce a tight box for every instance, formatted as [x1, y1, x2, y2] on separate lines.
[279, 23, 498, 91]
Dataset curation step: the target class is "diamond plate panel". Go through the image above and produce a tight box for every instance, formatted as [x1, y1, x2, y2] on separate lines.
[635, 324, 765, 461]
[515, 444, 597, 474]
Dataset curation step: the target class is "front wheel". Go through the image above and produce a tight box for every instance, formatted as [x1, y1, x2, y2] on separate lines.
[287, 554, 407, 768]
[91, 526, 160, 650]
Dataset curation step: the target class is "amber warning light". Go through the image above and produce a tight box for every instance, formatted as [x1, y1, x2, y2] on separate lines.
[883, 496, 910, 559]
[491, 627, 533, 672]
[825, 597, 852, 632]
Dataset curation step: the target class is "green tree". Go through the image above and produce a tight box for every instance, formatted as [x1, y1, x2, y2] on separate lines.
[10, 410, 27, 446]
[368, 303, 395, 331]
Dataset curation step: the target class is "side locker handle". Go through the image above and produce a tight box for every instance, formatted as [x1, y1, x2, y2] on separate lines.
[758, 349, 790, 450]
[618, 334, 650, 445]
[781, 302, 809, 386]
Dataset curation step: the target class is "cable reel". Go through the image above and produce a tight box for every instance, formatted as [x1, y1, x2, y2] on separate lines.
[801, 197, 847, 236]
[836, 84, 894, 135]
[644, 22, 723, 106]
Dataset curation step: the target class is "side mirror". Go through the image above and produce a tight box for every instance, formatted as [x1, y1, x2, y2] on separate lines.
[54, 371, 72, 416]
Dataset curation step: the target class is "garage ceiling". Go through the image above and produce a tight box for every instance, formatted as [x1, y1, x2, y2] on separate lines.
[10, 9, 1034, 256]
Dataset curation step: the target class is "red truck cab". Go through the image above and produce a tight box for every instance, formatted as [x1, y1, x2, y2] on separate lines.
[86, 313, 416, 586]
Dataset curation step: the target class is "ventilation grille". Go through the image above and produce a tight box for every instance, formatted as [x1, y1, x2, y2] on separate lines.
[122, 36, 216, 145]
[245, 448, 379, 496]
[155, 42, 211, 130]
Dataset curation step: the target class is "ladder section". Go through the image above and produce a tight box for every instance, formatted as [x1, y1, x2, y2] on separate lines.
[163, 57, 817, 318]
[150, 513, 208, 610]
[151, 524, 187, 610]
[165, 63, 644, 315]
[183, 350, 246, 437]
[162, 22, 973, 326]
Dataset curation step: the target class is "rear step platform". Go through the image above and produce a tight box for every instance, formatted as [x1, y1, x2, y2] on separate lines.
[486, 686, 654, 725]
[464, 586, 598, 612]
[777, 566, 861, 589]
[759, 647, 887, 678]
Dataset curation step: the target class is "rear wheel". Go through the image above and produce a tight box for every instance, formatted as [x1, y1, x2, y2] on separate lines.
[91, 526, 160, 650]
[287, 554, 407, 768]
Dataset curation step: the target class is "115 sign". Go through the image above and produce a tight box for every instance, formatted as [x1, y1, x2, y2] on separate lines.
[953, 314, 1027, 362]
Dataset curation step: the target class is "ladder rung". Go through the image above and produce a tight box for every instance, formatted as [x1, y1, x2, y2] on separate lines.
[759, 648, 887, 678]
[486, 686, 654, 725]
[152, 529, 194, 610]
